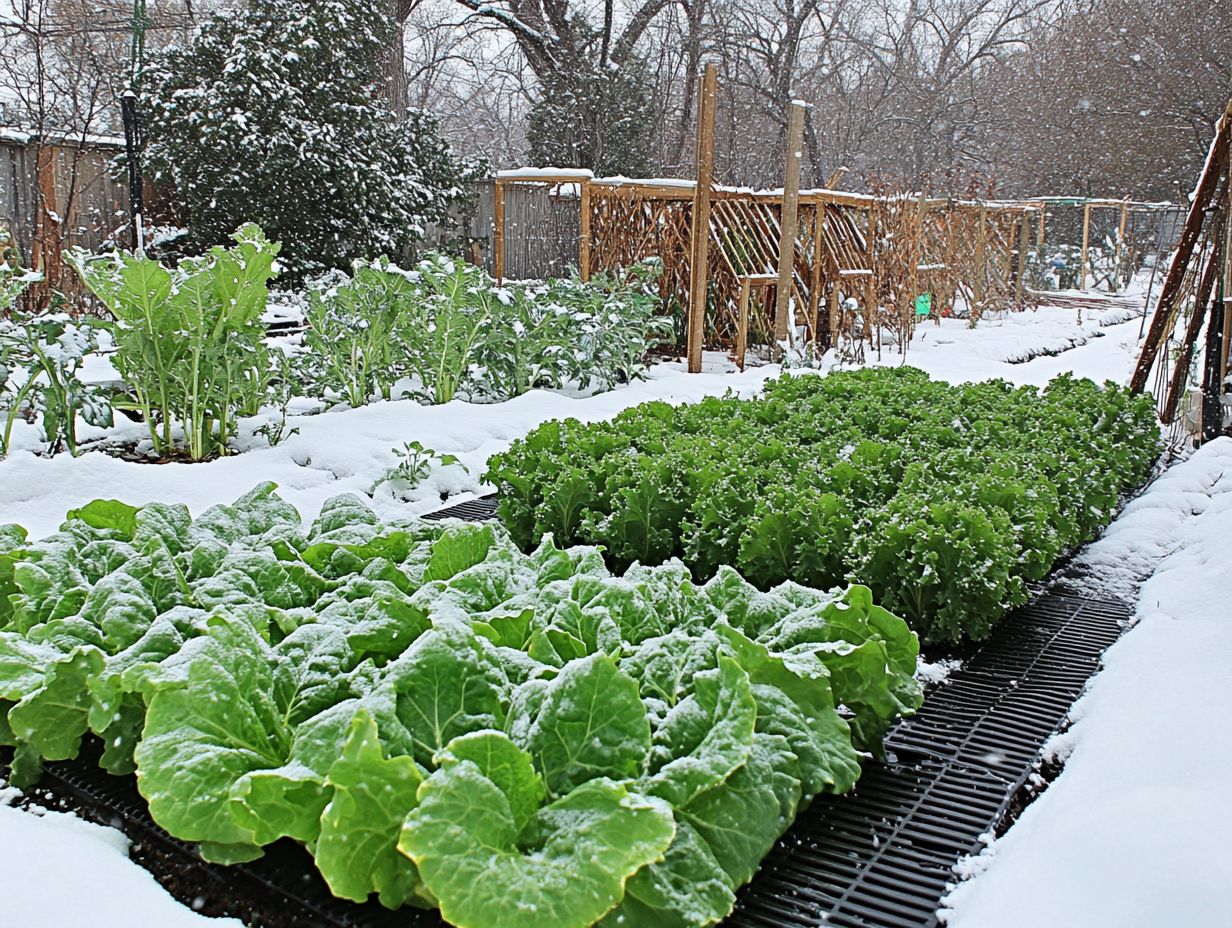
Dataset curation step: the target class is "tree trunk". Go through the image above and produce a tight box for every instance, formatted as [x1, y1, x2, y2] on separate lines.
[382, 0, 411, 119]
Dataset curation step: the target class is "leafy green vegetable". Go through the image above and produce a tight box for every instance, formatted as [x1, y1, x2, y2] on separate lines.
[299, 254, 668, 408]
[68, 225, 278, 460]
[400, 760, 674, 928]
[0, 486, 919, 927]
[487, 368, 1159, 643]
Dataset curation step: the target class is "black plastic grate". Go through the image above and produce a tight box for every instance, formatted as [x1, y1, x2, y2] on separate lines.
[35, 745, 412, 928]
[420, 494, 499, 522]
[727, 591, 1131, 928]
[9, 585, 1130, 928]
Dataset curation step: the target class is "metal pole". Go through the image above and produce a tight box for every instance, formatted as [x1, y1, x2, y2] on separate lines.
[124, 0, 148, 252]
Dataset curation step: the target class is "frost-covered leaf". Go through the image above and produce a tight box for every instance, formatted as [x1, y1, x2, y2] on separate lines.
[524, 653, 650, 797]
[643, 656, 756, 808]
[315, 709, 423, 907]
[399, 762, 674, 928]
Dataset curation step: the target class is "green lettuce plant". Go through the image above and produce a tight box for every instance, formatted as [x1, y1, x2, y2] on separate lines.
[486, 368, 1161, 644]
[0, 484, 919, 927]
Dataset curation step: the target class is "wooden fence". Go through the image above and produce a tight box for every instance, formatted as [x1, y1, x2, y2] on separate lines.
[1, 131, 130, 257]
[489, 170, 1040, 358]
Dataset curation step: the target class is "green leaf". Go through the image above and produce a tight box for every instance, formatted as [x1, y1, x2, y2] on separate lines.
[399, 762, 674, 928]
[524, 653, 650, 797]
[7, 645, 105, 761]
[132, 610, 354, 850]
[643, 656, 756, 808]
[315, 709, 424, 907]
[714, 624, 861, 795]
[65, 499, 139, 540]
[387, 625, 509, 767]
[680, 732, 802, 888]
[422, 523, 496, 582]
[435, 730, 545, 834]
[600, 820, 736, 928]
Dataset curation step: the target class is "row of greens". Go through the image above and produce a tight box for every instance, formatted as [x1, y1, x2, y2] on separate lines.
[3, 227, 666, 461]
[301, 254, 668, 407]
[0, 485, 919, 928]
[486, 368, 1160, 644]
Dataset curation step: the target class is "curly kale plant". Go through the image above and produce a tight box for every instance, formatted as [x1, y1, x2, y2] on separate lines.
[486, 368, 1161, 644]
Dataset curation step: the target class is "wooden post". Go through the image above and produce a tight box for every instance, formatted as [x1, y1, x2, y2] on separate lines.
[686, 63, 718, 373]
[774, 101, 807, 347]
[578, 178, 592, 283]
[493, 179, 506, 284]
[973, 204, 987, 314]
[865, 208, 878, 344]
[1079, 201, 1091, 290]
[1037, 203, 1046, 249]
[1114, 199, 1129, 292]
[809, 202, 824, 342]
[735, 277, 751, 371]
[1015, 211, 1030, 305]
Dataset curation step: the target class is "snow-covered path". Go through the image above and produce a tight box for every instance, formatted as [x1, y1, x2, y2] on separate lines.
[942, 437, 1232, 928]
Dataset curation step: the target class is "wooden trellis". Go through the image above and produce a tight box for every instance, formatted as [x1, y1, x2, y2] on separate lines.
[1132, 98, 1232, 443]
[491, 170, 1043, 362]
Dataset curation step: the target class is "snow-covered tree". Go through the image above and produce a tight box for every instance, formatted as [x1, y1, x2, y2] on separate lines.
[526, 60, 656, 175]
[141, 0, 477, 279]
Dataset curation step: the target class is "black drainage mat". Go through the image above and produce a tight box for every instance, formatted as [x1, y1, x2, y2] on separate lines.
[727, 590, 1131, 928]
[421, 493, 499, 522]
[6, 590, 1129, 928]
[30, 742, 412, 928]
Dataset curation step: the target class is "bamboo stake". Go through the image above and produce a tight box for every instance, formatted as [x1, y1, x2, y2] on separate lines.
[774, 101, 807, 347]
[579, 178, 592, 283]
[1162, 217, 1223, 423]
[736, 277, 750, 371]
[1223, 171, 1232, 391]
[1079, 202, 1091, 290]
[493, 180, 506, 284]
[1132, 99, 1232, 392]
[687, 63, 718, 373]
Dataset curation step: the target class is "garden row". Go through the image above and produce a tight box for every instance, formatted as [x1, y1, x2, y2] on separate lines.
[486, 368, 1161, 644]
[0, 226, 666, 461]
[0, 486, 920, 928]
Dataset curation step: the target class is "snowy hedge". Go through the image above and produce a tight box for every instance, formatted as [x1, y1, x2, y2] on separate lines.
[0, 486, 918, 927]
[141, 0, 478, 279]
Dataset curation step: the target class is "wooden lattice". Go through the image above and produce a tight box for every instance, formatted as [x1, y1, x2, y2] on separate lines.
[494, 172, 1039, 357]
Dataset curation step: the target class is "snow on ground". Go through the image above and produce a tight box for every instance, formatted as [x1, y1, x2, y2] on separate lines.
[0, 292, 1151, 541]
[864, 293, 1147, 387]
[0, 785, 243, 928]
[940, 437, 1232, 928]
[0, 286, 1195, 926]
